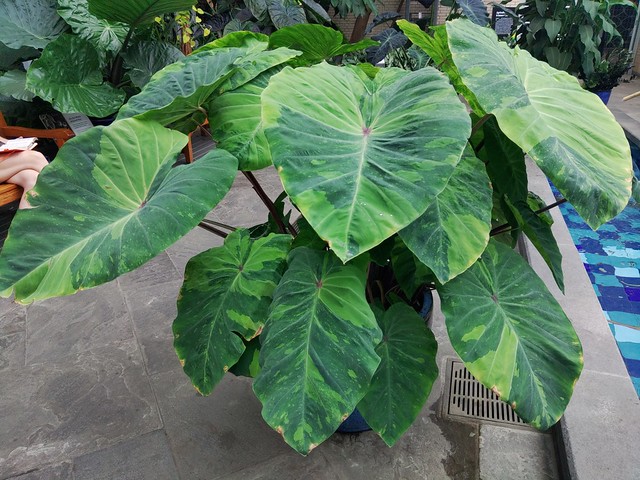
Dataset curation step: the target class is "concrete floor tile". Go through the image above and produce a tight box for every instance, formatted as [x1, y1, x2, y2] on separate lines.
[5, 462, 72, 480]
[0, 332, 24, 370]
[118, 251, 182, 290]
[560, 369, 640, 480]
[165, 226, 223, 275]
[25, 281, 132, 367]
[0, 297, 25, 337]
[0, 295, 162, 479]
[150, 369, 294, 480]
[73, 430, 178, 480]
[479, 426, 558, 480]
[121, 280, 183, 376]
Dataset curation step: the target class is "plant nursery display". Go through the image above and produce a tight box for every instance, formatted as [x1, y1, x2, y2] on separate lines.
[0, 20, 632, 455]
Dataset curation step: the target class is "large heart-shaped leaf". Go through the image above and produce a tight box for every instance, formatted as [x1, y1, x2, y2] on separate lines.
[446, 19, 632, 229]
[57, 0, 128, 59]
[0, 118, 238, 303]
[118, 45, 300, 132]
[358, 303, 438, 446]
[26, 34, 126, 117]
[268, 24, 377, 67]
[0, 0, 67, 49]
[122, 40, 184, 89]
[456, 0, 490, 25]
[266, 0, 306, 28]
[88, 0, 196, 26]
[174, 230, 291, 395]
[367, 29, 407, 65]
[207, 69, 276, 171]
[253, 248, 382, 454]
[438, 239, 583, 429]
[400, 146, 492, 284]
[262, 63, 470, 262]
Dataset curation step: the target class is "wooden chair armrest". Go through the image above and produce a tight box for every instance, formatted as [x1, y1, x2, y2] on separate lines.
[0, 183, 22, 207]
[0, 126, 75, 148]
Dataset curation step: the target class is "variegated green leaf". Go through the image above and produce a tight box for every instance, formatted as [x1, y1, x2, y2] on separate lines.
[358, 303, 438, 446]
[262, 63, 470, 262]
[174, 230, 291, 395]
[26, 34, 126, 117]
[400, 146, 492, 284]
[253, 248, 382, 454]
[438, 239, 583, 429]
[118, 45, 300, 133]
[0, 118, 238, 303]
[447, 19, 632, 229]
[208, 68, 278, 171]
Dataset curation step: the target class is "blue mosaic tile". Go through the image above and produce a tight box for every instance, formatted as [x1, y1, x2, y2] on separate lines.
[551, 143, 640, 397]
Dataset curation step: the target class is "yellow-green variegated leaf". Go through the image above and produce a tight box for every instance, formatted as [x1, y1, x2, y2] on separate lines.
[208, 68, 278, 171]
[399, 147, 492, 284]
[253, 248, 382, 455]
[262, 63, 470, 262]
[173, 230, 291, 395]
[358, 303, 438, 446]
[446, 19, 632, 229]
[117, 45, 300, 133]
[0, 119, 238, 303]
[438, 239, 583, 429]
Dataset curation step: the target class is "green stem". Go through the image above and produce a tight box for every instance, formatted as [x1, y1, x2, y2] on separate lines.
[197, 222, 228, 238]
[110, 25, 136, 86]
[199, 218, 237, 231]
[489, 198, 567, 236]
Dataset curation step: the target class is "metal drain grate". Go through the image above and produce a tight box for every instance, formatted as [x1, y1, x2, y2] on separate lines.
[444, 360, 526, 426]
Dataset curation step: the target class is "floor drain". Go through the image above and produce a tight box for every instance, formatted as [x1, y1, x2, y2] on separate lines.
[443, 360, 527, 427]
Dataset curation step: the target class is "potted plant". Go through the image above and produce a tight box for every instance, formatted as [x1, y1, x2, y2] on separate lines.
[584, 47, 634, 104]
[0, 20, 633, 455]
[511, 0, 637, 96]
[0, 0, 193, 119]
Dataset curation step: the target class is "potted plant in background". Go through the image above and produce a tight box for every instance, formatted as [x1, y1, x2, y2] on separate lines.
[511, 0, 637, 99]
[0, 0, 195, 119]
[584, 46, 634, 104]
[0, 20, 633, 455]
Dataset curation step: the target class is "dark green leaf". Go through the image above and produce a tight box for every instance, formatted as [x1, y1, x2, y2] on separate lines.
[174, 230, 291, 395]
[26, 34, 125, 117]
[122, 40, 184, 89]
[88, 0, 197, 26]
[358, 303, 438, 446]
[253, 248, 382, 454]
[266, 0, 306, 28]
[0, 118, 238, 303]
[400, 147, 493, 284]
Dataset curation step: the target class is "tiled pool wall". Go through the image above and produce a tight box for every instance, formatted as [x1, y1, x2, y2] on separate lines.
[552, 140, 640, 396]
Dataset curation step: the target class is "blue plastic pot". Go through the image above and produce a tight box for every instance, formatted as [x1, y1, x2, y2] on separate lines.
[593, 90, 612, 105]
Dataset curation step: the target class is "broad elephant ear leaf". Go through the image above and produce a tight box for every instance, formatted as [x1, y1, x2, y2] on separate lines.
[268, 24, 377, 67]
[57, 0, 128, 59]
[358, 303, 438, 447]
[266, 0, 306, 28]
[26, 34, 126, 117]
[438, 239, 583, 430]
[253, 248, 382, 455]
[117, 45, 300, 133]
[0, 0, 67, 49]
[262, 63, 470, 262]
[207, 68, 279, 171]
[446, 19, 632, 229]
[88, 0, 197, 26]
[456, 0, 490, 26]
[367, 29, 407, 65]
[122, 40, 184, 89]
[174, 230, 291, 395]
[0, 118, 238, 304]
[400, 146, 492, 284]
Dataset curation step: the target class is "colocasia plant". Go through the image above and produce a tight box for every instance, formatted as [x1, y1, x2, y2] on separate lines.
[0, 21, 632, 454]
